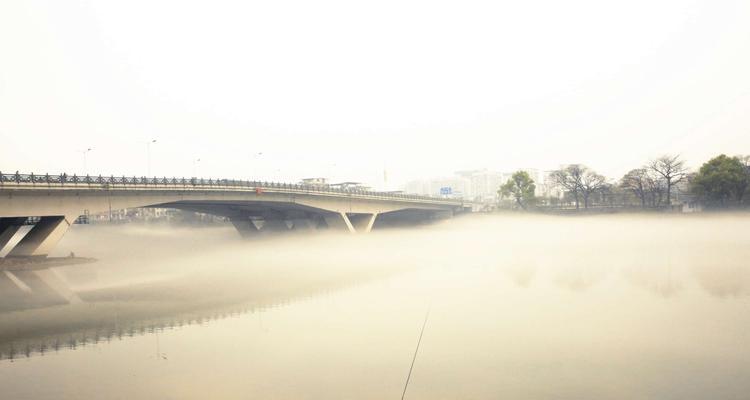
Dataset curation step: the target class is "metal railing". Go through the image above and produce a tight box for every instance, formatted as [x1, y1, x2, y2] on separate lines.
[0, 171, 462, 204]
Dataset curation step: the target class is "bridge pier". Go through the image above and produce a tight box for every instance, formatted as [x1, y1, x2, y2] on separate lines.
[229, 217, 261, 238]
[260, 218, 291, 232]
[348, 213, 378, 233]
[322, 212, 378, 233]
[290, 218, 317, 231]
[6, 215, 78, 258]
[323, 212, 355, 233]
[232, 216, 307, 237]
[0, 217, 27, 253]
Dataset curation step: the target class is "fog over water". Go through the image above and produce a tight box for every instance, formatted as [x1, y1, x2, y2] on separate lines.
[1, 214, 749, 399]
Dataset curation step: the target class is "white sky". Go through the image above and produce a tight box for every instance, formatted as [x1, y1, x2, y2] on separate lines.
[1, 0, 749, 189]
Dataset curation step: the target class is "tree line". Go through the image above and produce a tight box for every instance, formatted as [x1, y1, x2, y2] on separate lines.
[498, 154, 750, 211]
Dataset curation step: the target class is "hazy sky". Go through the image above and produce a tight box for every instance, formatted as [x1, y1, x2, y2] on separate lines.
[1, 0, 749, 188]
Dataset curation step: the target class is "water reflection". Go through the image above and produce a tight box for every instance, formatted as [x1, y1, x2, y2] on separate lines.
[554, 263, 610, 292]
[0, 270, 394, 361]
[692, 264, 750, 298]
[1, 215, 750, 399]
[623, 265, 683, 298]
[505, 264, 537, 288]
[2, 304, 260, 361]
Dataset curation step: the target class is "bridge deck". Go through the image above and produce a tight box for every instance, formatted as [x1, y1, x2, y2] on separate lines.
[0, 172, 462, 207]
[0, 172, 467, 258]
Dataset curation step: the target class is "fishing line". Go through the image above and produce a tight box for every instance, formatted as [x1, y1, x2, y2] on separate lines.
[401, 306, 431, 400]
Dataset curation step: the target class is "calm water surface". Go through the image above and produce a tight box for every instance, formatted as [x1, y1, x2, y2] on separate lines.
[1, 215, 749, 399]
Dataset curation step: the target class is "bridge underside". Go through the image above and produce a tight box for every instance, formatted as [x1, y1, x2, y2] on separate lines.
[0, 198, 454, 259]
[159, 200, 410, 236]
[155, 200, 453, 237]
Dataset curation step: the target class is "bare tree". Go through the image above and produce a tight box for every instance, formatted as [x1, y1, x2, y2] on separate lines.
[597, 182, 617, 207]
[620, 168, 649, 208]
[551, 164, 606, 209]
[645, 170, 666, 207]
[550, 165, 584, 209]
[649, 155, 687, 206]
[580, 169, 607, 209]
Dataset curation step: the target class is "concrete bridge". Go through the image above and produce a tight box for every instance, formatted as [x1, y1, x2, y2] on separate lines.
[0, 172, 465, 259]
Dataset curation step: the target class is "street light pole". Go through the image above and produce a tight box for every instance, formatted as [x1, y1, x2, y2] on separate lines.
[146, 139, 157, 176]
[81, 148, 93, 174]
[193, 158, 201, 177]
[250, 152, 263, 180]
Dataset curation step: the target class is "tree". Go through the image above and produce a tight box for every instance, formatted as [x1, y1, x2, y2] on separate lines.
[645, 170, 666, 207]
[499, 171, 536, 210]
[649, 155, 687, 206]
[620, 168, 666, 208]
[738, 155, 750, 171]
[550, 164, 605, 209]
[620, 168, 649, 207]
[596, 182, 617, 207]
[580, 169, 607, 209]
[737, 155, 750, 204]
[550, 165, 584, 209]
[691, 154, 748, 207]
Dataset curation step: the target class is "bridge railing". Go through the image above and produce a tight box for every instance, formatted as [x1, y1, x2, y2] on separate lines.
[0, 172, 462, 204]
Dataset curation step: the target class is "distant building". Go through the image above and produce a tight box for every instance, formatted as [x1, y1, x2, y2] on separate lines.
[330, 181, 371, 191]
[457, 169, 505, 202]
[674, 178, 703, 213]
[404, 168, 556, 204]
[538, 170, 564, 199]
[300, 177, 329, 187]
[404, 176, 470, 199]
[88, 207, 226, 224]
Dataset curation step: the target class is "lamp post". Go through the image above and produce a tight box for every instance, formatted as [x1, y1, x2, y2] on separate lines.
[81, 148, 93, 174]
[192, 158, 201, 177]
[250, 152, 263, 180]
[146, 139, 157, 176]
[325, 163, 337, 182]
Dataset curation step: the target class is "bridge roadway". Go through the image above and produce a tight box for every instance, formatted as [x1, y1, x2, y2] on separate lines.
[0, 172, 465, 259]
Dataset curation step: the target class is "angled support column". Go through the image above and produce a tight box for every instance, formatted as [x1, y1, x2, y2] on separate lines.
[348, 213, 378, 233]
[230, 217, 261, 238]
[7, 214, 79, 258]
[0, 217, 27, 253]
[260, 218, 291, 232]
[323, 212, 356, 233]
[290, 218, 317, 231]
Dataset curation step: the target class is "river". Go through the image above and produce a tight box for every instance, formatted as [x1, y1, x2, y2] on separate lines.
[1, 214, 749, 399]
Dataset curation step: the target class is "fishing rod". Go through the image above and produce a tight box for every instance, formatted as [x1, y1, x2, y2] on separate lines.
[401, 307, 431, 400]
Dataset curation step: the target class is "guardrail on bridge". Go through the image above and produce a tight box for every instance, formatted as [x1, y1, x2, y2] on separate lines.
[0, 171, 462, 204]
